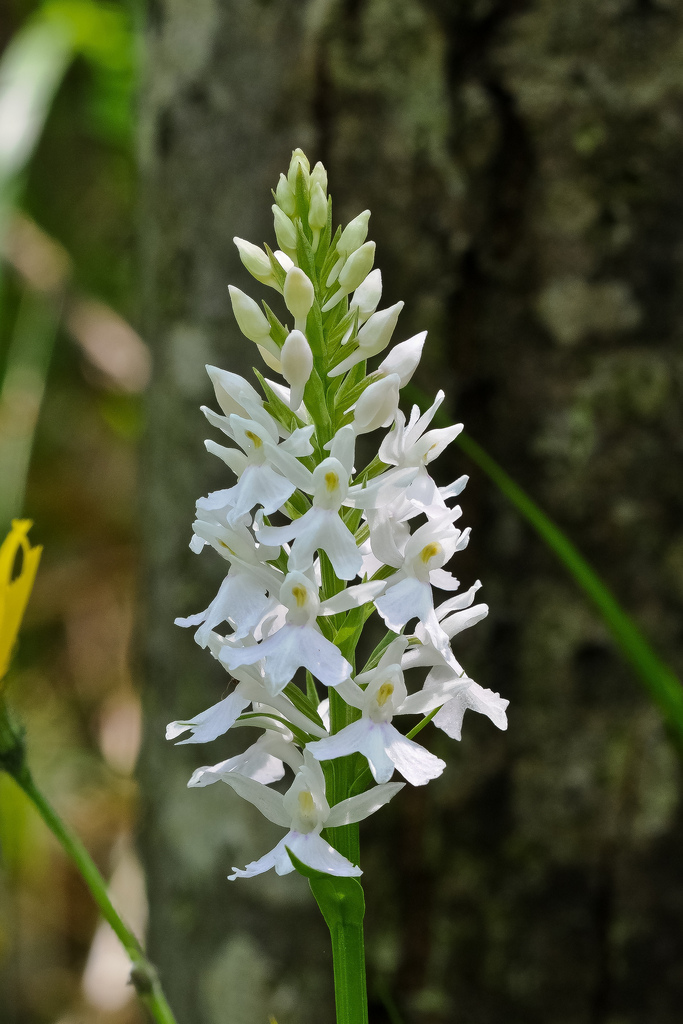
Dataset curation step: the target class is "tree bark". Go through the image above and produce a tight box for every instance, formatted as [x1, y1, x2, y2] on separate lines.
[140, 2, 683, 1022]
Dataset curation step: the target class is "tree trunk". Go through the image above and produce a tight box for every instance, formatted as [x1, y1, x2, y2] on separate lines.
[139, 2, 683, 1023]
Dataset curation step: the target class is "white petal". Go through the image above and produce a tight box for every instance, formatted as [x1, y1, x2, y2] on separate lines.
[222, 624, 351, 691]
[428, 567, 461, 592]
[320, 579, 386, 615]
[325, 425, 356, 476]
[326, 781, 404, 827]
[433, 682, 509, 740]
[385, 728, 446, 786]
[299, 514, 361, 581]
[165, 691, 250, 744]
[189, 748, 285, 788]
[219, 772, 290, 827]
[440, 603, 488, 639]
[285, 832, 362, 877]
[398, 676, 466, 716]
[375, 577, 433, 633]
[175, 609, 207, 628]
[229, 835, 289, 880]
[434, 581, 483, 619]
[307, 719, 369, 763]
[361, 724, 398, 783]
[222, 464, 296, 523]
[440, 475, 468, 500]
[279, 424, 316, 457]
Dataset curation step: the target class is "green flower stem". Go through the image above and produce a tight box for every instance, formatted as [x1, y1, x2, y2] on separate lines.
[326, 685, 366, 1022]
[329, 911, 369, 1024]
[291, 850, 369, 1024]
[0, 703, 177, 1024]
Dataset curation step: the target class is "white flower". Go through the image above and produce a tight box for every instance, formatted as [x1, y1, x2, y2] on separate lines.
[219, 572, 384, 693]
[374, 511, 470, 654]
[204, 413, 314, 526]
[379, 391, 464, 509]
[225, 752, 404, 879]
[307, 639, 458, 786]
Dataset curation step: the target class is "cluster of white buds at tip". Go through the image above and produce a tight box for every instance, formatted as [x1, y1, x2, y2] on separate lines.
[168, 148, 509, 882]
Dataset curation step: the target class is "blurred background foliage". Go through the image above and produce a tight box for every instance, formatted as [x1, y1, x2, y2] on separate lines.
[1, 1, 683, 1023]
[0, 2, 145, 1022]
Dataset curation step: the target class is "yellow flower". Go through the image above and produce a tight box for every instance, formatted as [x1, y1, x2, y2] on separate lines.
[0, 520, 42, 687]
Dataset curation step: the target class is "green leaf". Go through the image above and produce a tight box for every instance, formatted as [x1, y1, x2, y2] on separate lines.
[283, 683, 325, 730]
[261, 303, 288, 347]
[320, 224, 342, 285]
[294, 165, 311, 230]
[360, 631, 399, 674]
[295, 219, 318, 288]
[286, 848, 365, 931]
[263, 243, 286, 288]
[252, 368, 305, 434]
[305, 671, 320, 708]
[314, 196, 334, 271]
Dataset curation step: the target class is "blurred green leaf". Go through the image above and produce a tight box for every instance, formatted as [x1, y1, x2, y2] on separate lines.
[42, 0, 135, 143]
[0, 18, 72, 230]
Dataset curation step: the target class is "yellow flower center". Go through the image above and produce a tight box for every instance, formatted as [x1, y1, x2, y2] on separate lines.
[377, 682, 394, 707]
[420, 542, 441, 564]
[291, 585, 308, 608]
[245, 430, 262, 448]
[298, 790, 315, 814]
[324, 471, 339, 492]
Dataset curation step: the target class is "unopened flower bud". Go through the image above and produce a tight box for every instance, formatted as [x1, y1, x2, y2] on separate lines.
[274, 250, 294, 273]
[377, 331, 426, 387]
[310, 161, 328, 195]
[233, 237, 278, 288]
[228, 285, 271, 343]
[284, 268, 315, 331]
[353, 373, 400, 434]
[338, 241, 375, 293]
[322, 241, 376, 313]
[275, 173, 296, 216]
[328, 302, 404, 378]
[257, 342, 282, 373]
[308, 183, 328, 231]
[350, 269, 382, 322]
[205, 365, 263, 418]
[272, 204, 298, 254]
[338, 210, 370, 256]
[287, 148, 311, 191]
[357, 301, 404, 358]
[281, 329, 313, 409]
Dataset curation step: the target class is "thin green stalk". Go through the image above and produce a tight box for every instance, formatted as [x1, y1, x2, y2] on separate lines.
[289, 850, 369, 1024]
[0, 703, 177, 1024]
[329, 914, 369, 1024]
